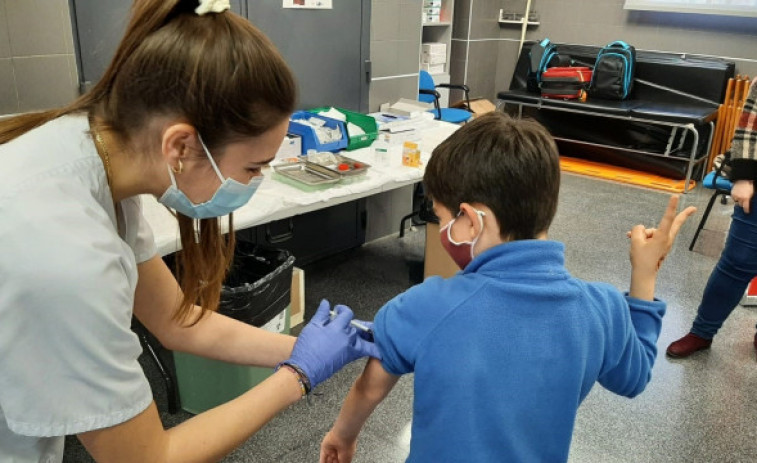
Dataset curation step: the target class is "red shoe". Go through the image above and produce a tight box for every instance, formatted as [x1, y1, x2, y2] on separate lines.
[666, 333, 712, 358]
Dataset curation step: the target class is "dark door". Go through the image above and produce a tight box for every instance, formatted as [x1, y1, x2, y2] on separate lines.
[69, 0, 247, 92]
[245, 0, 371, 112]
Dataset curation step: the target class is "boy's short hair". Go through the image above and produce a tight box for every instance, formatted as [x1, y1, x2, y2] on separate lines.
[424, 112, 560, 240]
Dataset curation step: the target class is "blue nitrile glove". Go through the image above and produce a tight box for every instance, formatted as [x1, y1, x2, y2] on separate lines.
[284, 300, 381, 391]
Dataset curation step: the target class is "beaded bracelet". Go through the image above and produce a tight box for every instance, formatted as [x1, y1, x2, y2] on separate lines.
[275, 362, 311, 399]
[285, 362, 312, 394]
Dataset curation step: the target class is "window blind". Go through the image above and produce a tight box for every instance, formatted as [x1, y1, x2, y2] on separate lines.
[624, 0, 757, 17]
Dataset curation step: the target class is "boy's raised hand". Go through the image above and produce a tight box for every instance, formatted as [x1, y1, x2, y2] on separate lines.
[628, 195, 696, 300]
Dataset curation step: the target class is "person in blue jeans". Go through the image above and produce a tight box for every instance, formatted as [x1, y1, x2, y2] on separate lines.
[667, 78, 757, 358]
[319, 112, 696, 463]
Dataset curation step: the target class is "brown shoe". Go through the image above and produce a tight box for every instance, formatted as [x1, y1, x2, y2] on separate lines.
[666, 333, 712, 358]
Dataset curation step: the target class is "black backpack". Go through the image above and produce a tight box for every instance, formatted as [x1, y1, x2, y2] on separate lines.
[589, 41, 636, 100]
[527, 39, 563, 93]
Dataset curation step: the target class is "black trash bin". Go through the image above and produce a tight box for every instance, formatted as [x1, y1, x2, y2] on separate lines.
[173, 241, 296, 414]
[219, 241, 296, 328]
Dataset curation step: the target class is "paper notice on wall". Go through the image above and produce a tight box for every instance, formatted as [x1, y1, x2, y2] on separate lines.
[283, 0, 333, 9]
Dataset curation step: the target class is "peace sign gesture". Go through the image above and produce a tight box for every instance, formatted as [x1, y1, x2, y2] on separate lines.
[628, 195, 697, 300]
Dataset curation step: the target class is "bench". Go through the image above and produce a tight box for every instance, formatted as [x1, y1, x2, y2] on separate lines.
[497, 42, 735, 191]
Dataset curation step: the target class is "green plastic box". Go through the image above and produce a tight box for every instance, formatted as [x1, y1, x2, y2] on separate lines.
[173, 306, 291, 414]
[309, 107, 378, 151]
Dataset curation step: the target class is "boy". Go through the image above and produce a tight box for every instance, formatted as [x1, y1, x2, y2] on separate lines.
[320, 113, 695, 463]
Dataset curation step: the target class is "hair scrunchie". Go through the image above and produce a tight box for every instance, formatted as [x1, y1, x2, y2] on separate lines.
[195, 0, 231, 15]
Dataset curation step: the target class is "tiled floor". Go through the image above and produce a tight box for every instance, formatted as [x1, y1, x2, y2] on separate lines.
[63, 173, 757, 462]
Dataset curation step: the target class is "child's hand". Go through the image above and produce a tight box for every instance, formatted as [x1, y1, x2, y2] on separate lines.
[628, 195, 696, 272]
[627, 195, 696, 300]
[320, 429, 357, 463]
[628, 195, 697, 273]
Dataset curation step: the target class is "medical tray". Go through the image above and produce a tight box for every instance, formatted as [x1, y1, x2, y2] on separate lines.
[312, 154, 371, 177]
[272, 161, 342, 186]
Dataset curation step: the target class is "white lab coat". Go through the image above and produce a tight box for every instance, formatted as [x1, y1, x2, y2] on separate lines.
[0, 114, 157, 463]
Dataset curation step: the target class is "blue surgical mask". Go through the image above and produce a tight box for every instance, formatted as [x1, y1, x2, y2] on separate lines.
[158, 135, 263, 219]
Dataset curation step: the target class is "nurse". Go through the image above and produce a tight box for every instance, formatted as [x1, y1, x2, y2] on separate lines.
[0, 1, 378, 462]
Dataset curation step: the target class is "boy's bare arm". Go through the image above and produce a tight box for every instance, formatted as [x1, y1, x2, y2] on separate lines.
[334, 358, 399, 439]
[321, 358, 400, 462]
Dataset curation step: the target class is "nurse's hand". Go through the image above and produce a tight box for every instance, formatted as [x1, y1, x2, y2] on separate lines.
[284, 300, 381, 391]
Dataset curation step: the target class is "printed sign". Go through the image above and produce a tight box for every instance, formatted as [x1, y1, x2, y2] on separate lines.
[283, 0, 333, 9]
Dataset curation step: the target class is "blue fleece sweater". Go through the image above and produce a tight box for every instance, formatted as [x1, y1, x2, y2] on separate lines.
[373, 240, 665, 462]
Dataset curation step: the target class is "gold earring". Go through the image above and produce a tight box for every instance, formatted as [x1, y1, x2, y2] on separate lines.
[172, 160, 183, 174]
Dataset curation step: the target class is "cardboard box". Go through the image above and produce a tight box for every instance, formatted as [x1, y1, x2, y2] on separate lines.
[174, 305, 291, 414]
[423, 0, 442, 7]
[423, 13, 440, 23]
[402, 141, 421, 167]
[275, 134, 302, 160]
[380, 98, 434, 118]
[423, 6, 441, 15]
[422, 42, 447, 54]
[424, 222, 460, 279]
[421, 63, 445, 74]
[452, 98, 497, 118]
[421, 51, 447, 65]
[289, 267, 305, 327]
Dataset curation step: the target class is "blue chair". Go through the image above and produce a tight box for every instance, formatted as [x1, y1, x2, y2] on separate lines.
[689, 159, 733, 251]
[418, 70, 473, 124]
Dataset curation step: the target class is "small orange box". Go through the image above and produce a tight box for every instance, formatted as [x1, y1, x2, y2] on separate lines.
[402, 141, 421, 167]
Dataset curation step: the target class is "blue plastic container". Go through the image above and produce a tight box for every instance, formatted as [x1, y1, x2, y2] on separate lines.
[309, 107, 378, 151]
[287, 111, 348, 154]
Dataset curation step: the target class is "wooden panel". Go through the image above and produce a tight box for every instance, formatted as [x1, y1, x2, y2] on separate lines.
[424, 222, 460, 279]
[290, 267, 305, 327]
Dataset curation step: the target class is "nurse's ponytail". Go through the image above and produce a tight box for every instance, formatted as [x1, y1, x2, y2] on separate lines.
[0, 0, 297, 324]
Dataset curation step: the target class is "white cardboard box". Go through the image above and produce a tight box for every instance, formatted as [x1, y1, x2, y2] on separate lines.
[422, 42, 447, 54]
[422, 13, 441, 23]
[423, 7, 441, 15]
[276, 134, 302, 159]
[421, 52, 447, 65]
[379, 98, 434, 117]
[421, 63, 445, 74]
[423, 0, 441, 7]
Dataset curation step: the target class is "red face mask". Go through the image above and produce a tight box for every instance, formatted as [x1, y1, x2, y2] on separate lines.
[439, 210, 485, 269]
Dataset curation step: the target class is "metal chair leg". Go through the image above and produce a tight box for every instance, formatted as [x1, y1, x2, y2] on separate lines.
[400, 184, 429, 238]
[399, 211, 419, 238]
[689, 191, 723, 251]
[134, 322, 180, 414]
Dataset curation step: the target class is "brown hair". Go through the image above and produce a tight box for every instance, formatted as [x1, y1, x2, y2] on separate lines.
[424, 112, 560, 241]
[0, 0, 297, 324]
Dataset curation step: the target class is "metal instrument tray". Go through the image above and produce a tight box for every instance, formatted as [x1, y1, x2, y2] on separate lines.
[314, 154, 371, 177]
[273, 161, 342, 186]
